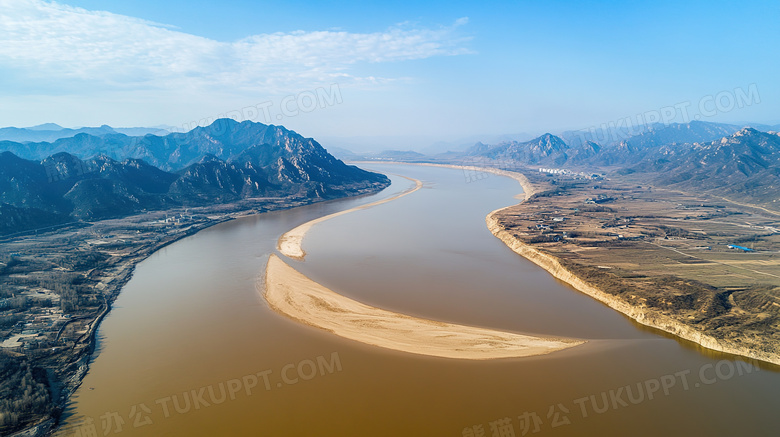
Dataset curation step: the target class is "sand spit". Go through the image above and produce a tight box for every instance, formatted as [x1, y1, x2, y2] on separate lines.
[278, 176, 424, 260]
[263, 254, 585, 360]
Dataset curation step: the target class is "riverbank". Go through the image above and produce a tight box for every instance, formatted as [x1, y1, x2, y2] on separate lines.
[4, 214, 234, 437]
[264, 254, 584, 359]
[483, 169, 780, 366]
[2, 184, 390, 437]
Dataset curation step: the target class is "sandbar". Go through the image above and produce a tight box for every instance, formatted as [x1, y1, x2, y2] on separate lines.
[263, 254, 585, 360]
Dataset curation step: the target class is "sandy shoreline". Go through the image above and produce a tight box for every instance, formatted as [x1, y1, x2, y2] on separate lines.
[278, 175, 423, 260]
[263, 254, 584, 360]
[486, 213, 780, 365]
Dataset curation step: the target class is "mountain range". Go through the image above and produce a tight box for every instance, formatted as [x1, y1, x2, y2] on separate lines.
[463, 121, 780, 206]
[3, 117, 779, 234]
[467, 133, 601, 165]
[467, 121, 757, 165]
[0, 120, 389, 235]
[628, 127, 780, 204]
[0, 124, 171, 144]
[0, 119, 357, 172]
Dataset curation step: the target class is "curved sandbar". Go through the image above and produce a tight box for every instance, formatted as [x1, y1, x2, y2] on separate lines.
[263, 254, 585, 360]
[278, 175, 424, 260]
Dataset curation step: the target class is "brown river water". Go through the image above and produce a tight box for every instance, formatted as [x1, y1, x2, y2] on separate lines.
[59, 164, 779, 437]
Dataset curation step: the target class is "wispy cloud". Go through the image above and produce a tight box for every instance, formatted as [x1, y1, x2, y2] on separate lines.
[0, 0, 472, 93]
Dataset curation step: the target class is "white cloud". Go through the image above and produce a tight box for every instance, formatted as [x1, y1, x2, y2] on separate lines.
[0, 0, 472, 93]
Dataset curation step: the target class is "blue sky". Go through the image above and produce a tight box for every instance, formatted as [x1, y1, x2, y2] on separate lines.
[1, 0, 777, 151]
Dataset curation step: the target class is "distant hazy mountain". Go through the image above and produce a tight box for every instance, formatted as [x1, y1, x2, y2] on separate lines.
[0, 133, 137, 164]
[0, 120, 389, 235]
[0, 124, 170, 144]
[587, 121, 742, 166]
[113, 126, 174, 137]
[467, 133, 589, 166]
[318, 133, 535, 155]
[732, 122, 780, 132]
[622, 120, 739, 148]
[26, 123, 64, 131]
[468, 121, 748, 167]
[560, 120, 742, 149]
[628, 128, 780, 204]
[421, 133, 535, 155]
[468, 133, 564, 164]
[465, 121, 780, 206]
[326, 147, 362, 161]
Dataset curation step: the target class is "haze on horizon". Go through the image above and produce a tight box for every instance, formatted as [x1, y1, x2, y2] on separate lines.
[1, 0, 778, 152]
